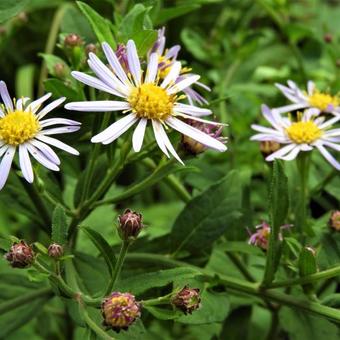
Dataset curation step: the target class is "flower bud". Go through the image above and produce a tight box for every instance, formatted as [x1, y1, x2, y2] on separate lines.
[54, 63, 66, 78]
[171, 286, 201, 314]
[64, 33, 83, 48]
[259, 140, 280, 157]
[324, 33, 333, 43]
[101, 292, 141, 332]
[118, 209, 143, 241]
[329, 210, 340, 231]
[85, 43, 97, 55]
[48, 243, 64, 258]
[4, 241, 34, 268]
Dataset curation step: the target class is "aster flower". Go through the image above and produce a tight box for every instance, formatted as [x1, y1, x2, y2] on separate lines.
[274, 80, 340, 115]
[149, 27, 211, 106]
[251, 105, 340, 170]
[65, 40, 227, 164]
[0, 81, 80, 190]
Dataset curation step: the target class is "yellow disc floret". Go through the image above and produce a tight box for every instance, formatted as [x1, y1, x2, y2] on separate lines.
[128, 83, 175, 120]
[286, 121, 322, 144]
[0, 111, 40, 146]
[308, 91, 339, 111]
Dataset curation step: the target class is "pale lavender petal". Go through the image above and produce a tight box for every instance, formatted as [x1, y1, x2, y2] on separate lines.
[40, 126, 80, 135]
[0, 144, 8, 157]
[251, 134, 288, 143]
[272, 103, 307, 115]
[165, 45, 180, 59]
[132, 118, 147, 152]
[318, 115, 340, 129]
[316, 144, 340, 170]
[166, 116, 227, 152]
[145, 53, 158, 84]
[251, 124, 284, 136]
[279, 145, 301, 161]
[0, 146, 15, 190]
[19, 144, 34, 183]
[0, 81, 14, 112]
[324, 129, 340, 138]
[127, 40, 142, 86]
[26, 143, 59, 171]
[0, 107, 4, 117]
[65, 101, 130, 112]
[320, 141, 340, 151]
[161, 62, 181, 89]
[152, 119, 170, 157]
[40, 118, 81, 128]
[25, 93, 52, 114]
[265, 144, 297, 161]
[175, 113, 227, 126]
[307, 81, 315, 96]
[16, 97, 30, 111]
[29, 139, 60, 165]
[36, 97, 66, 119]
[91, 113, 138, 144]
[167, 75, 200, 95]
[36, 134, 79, 155]
[174, 103, 212, 117]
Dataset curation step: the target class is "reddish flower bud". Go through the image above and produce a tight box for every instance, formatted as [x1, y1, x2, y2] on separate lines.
[259, 140, 280, 157]
[118, 209, 143, 241]
[324, 33, 333, 43]
[48, 243, 64, 258]
[64, 33, 83, 48]
[102, 292, 141, 332]
[4, 241, 34, 268]
[329, 211, 340, 231]
[85, 43, 98, 55]
[54, 63, 66, 78]
[171, 286, 201, 314]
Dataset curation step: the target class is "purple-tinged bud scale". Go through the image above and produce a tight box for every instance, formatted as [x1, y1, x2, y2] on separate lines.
[4, 241, 34, 268]
[48, 243, 64, 258]
[118, 209, 143, 241]
[171, 286, 201, 314]
[329, 211, 340, 231]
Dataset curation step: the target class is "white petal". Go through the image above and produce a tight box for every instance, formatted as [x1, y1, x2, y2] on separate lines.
[175, 113, 227, 126]
[65, 101, 130, 112]
[272, 103, 307, 115]
[0, 146, 15, 190]
[71, 71, 124, 98]
[29, 139, 60, 165]
[251, 134, 288, 143]
[0, 81, 14, 112]
[174, 103, 212, 117]
[40, 118, 81, 128]
[166, 116, 227, 152]
[25, 93, 52, 114]
[19, 144, 34, 183]
[167, 75, 200, 95]
[319, 140, 340, 152]
[91, 113, 138, 144]
[251, 124, 283, 136]
[36, 97, 66, 119]
[0, 107, 4, 117]
[132, 118, 147, 152]
[324, 129, 340, 138]
[279, 145, 301, 161]
[102, 42, 131, 86]
[16, 97, 30, 111]
[316, 144, 340, 170]
[157, 122, 184, 164]
[41, 126, 80, 135]
[26, 143, 59, 171]
[265, 144, 297, 161]
[145, 53, 158, 84]
[161, 62, 181, 89]
[127, 40, 142, 86]
[318, 115, 340, 129]
[36, 134, 79, 155]
[0, 144, 8, 157]
[152, 120, 170, 157]
[307, 81, 315, 96]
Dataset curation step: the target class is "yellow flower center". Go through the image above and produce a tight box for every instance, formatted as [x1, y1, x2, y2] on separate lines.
[308, 91, 339, 111]
[128, 83, 175, 120]
[286, 121, 322, 144]
[0, 111, 40, 146]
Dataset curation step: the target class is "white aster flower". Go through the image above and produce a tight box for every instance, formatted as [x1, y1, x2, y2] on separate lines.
[65, 40, 227, 164]
[251, 105, 340, 170]
[0, 81, 80, 190]
[274, 80, 340, 115]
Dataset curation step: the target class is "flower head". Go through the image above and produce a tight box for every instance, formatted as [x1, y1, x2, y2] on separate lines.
[329, 211, 340, 231]
[102, 292, 141, 332]
[0, 81, 80, 190]
[274, 80, 340, 115]
[48, 243, 64, 258]
[65, 40, 227, 164]
[118, 209, 143, 241]
[251, 105, 340, 170]
[4, 240, 34, 268]
[171, 286, 201, 314]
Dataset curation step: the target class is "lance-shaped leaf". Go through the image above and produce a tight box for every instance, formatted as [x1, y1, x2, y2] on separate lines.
[51, 205, 68, 245]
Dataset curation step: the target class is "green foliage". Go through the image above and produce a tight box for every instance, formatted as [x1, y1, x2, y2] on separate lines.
[0, 0, 29, 24]
[51, 205, 68, 245]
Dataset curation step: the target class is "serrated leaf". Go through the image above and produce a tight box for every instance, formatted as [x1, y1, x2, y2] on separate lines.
[171, 171, 245, 254]
[51, 205, 68, 245]
[81, 226, 116, 276]
[77, 1, 116, 48]
[115, 267, 201, 295]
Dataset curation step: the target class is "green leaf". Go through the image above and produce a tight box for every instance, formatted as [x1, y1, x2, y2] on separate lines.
[44, 79, 81, 101]
[131, 29, 158, 56]
[39, 53, 70, 78]
[77, 1, 116, 48]
[115, 267, 201, 295]
[298, 247, 317, 294]
[171, 171, 244, 254]
[0, 0, 29, 24]
[51, 205, 68, 245]
[144, 306, 181, 320]
[15, 64, 35, 98]
[262, 160, 289, 285]
[155, 5, 200, 25]
[81, 226, 116, 276]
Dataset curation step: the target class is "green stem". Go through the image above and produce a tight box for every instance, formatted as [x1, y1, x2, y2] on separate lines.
[142, 293, 173, 306]
[38, 4, 70, 96]
[227, 252, 256, 282]
[105, 241, 130, 295]
[0, 287, 53, 315]
[268, 266, 340, 289]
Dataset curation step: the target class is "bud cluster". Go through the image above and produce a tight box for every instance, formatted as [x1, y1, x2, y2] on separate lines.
[4, 241, 34, 268]
[171, 286, 201, 314]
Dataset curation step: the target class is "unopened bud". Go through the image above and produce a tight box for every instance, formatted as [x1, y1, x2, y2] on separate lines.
[17, 12, 28, 23]
[260, 140, 280, 157]
[54, 63, 66, 78]
[4, 241, 34, 268]
[118, 209, 143, 241]
[85, 43, 97, 55]
[329, 211, 340, 231]
[171, 286, 201, 314]
[64, 33, 83, 48]
[102, 292, 141, 332]
[324, 33, 333, 43]
[48, 243, 64, 258]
